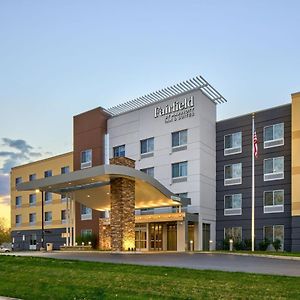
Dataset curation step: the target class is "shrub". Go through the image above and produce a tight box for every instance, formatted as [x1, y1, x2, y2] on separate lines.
[243, 239, 252, 251]
[76, 233, 98, 249]
[258, 239, 270, 251]
[233, 240, 244, 251]
[222, 238, 230, 250]
[272, 239, 282, 252]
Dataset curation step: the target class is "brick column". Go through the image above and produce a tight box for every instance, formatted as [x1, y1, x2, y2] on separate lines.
[109, 157, 135, 251]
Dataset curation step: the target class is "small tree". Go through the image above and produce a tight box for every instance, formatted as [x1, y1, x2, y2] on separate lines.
[272, 239, 281, 252]
[0, 218, 10, 245]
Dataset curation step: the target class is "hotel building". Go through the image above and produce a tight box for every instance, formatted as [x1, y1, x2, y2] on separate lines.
[10, 76, 300, 252]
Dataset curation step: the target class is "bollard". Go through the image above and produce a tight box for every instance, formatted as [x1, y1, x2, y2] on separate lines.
[229, 239, 233, 251]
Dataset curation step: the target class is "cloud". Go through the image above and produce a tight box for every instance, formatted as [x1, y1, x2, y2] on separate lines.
[0, 138, 44, 174]
[0, 194, 10, 206]
[2, 138, 33, 153]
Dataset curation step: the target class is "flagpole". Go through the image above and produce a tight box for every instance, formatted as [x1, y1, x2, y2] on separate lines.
[251, 114, 255, 252]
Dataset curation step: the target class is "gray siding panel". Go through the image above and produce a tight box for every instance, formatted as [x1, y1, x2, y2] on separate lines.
[216, 104, 292, 251]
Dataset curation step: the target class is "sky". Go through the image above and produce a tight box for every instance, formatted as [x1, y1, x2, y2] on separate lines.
[0, 1, 299, 227]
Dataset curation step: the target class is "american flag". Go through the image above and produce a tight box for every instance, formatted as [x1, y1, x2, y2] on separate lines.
[253, 131, 258, 158]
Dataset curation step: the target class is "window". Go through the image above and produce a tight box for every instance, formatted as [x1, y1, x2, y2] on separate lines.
[224, 227, 242, 242]
[16, 215, 22, 226]
[113, 145, 125, 158]
[81, 229, 92, 237]
[140, 137, 154, 157]
[172, 130, 187, 150]
[45, 192, 52, 204]
[29, 174, 36, 181]
[29, 213, 36, 225]
[15, 177, 22, 185]
[44, 211, 52, 224]
[176, 192, 188, 199]
[264, 190, 284, 213]
[224, 132, 242, 155]
[61, 194, 67, 202]
[224, 194, 242, 216]
[172, 161, 187, 182]
[264, 123, 284, 148]
[140, 167, 154, 177]
[263, 225, 284, 249]
[61, 166, 70, 174]
[15, 196, 22, 208]
[81, 204, 92, 220]
[29, 194, 36, 206]
[81, 149, 92, 169]
[224, 163, 242, 185]
[61, 210, 66, 223]
[264, 157, 284, 181]
[44, 170, 52, 177]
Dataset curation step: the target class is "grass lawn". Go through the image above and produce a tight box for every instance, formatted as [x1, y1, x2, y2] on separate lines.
[1, 256, 300, 299]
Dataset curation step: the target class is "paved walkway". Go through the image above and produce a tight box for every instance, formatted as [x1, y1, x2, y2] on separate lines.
[3, 251, 300, 277]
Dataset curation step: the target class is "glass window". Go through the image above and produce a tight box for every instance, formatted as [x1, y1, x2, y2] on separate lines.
[29, 194, 36, 206]
[224, 132, 242, 150]
[61, 210, 66, 221]
[81, 204, 92, 220]
[15, 177, 22, 185]
[61, 166, 70, 174]
[172, 130, 187, 147]
[81, 229, 92, 236]
[264, 190, 284, 206]
[44, 170, 52, 177]
[16, 214, 22, 225]
[224, 163, 242, 179]
[15, 196, 22, 207]
[44, 211, 52, 222]
[264, 225, 284, 246]
[224, 227, 242, 242]
[45, 192, 52, 203]
[113, 145, 125, 158]
[29, 174, 36, 181]
[176, 192, 188, 198]
[264, 123, 284, 142]
[140, 167, 154, 177]
[81, 149, 92, 168]
[264, 157, 284, 178]
[29, 213, 36, 224]
[224, 194, 242, 209]
[172, 161, 188, 178]
[141, 138, 154, 154]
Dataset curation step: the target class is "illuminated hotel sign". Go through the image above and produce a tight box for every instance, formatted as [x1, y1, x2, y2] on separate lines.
[154, 96, 195, 123]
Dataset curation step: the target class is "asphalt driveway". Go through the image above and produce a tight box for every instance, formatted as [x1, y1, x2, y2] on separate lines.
[3, 251, 300, 277]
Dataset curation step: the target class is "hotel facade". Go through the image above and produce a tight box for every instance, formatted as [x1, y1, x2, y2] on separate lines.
[10, 76, 300, 252]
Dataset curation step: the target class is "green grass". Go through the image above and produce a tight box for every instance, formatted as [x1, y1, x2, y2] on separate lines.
[0, 256, 300, 299]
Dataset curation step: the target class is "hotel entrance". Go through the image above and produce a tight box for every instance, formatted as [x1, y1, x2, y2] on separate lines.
[150, 223, 163, 251]
[135, 224, 147, 251]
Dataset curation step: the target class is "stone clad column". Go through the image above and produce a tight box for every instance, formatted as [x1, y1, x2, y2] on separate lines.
[110, 157, 135, 251]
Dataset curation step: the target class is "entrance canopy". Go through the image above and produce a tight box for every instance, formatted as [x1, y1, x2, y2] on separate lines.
[16, 164, 190, 210]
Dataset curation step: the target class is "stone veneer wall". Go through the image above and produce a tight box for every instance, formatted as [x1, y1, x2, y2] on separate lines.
[98, 220, 111, 250]
[106, 157, 136, 251]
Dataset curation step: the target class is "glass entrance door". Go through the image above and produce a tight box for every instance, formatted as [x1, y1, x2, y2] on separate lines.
[135, 224, 147, 251]
[202, 223, 211, 251]
[150, 223, 163, 251]
[167, 223, 177, 251]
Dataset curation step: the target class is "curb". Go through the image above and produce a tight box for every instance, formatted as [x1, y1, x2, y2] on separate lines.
[200, 251, 300, 261]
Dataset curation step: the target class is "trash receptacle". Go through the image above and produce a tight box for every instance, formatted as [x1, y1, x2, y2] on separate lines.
[46, 243, 53, 251]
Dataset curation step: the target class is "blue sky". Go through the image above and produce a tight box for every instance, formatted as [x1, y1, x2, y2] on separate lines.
[0, 1, 299, 224]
